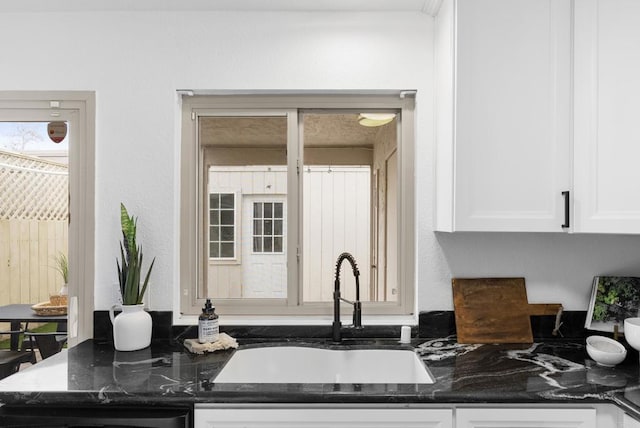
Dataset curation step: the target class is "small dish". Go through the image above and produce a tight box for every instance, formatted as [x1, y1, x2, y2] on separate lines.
[586, 335, 627, 367]
[624, 317, 640, 351]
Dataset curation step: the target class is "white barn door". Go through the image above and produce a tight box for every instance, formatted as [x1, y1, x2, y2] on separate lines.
[303, 166, 370, 302]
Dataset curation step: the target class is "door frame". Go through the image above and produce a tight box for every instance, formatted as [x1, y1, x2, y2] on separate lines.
[0, 91, 96, 347]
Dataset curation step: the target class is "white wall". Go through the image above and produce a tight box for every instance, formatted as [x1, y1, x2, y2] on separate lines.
[1, 9, 638, 314]
[0, 10, 432, 311]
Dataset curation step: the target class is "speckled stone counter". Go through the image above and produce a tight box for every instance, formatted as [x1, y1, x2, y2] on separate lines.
[1, 337, 640, 419]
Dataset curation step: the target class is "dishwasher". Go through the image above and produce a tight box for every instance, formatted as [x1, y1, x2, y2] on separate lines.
[0, 405, 191, 427]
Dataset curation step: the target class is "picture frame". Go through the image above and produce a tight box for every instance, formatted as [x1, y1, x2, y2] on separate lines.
[585, 276, 640, 333]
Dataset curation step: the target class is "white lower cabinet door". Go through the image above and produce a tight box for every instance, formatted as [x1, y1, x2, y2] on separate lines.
[456, 408, 596, 428]
[625, 414, 640, 428]
[194, 407, 453, 428]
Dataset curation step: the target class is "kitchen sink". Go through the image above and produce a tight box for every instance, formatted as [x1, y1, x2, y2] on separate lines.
[212, 346, 434, 384]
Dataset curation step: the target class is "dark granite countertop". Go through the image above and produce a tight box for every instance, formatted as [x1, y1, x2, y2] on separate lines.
[0, 337, 639, 419]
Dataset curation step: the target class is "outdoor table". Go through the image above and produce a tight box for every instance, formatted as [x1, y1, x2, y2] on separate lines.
[0, 304, 67, 351]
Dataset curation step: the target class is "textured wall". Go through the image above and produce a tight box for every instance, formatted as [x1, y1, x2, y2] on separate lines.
[0, 10, 433, 311]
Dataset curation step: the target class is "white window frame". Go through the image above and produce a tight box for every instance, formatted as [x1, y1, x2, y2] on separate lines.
[179, 93, 415, 319]
[208, 191, 239, 262]
[251, 200, 285, 255]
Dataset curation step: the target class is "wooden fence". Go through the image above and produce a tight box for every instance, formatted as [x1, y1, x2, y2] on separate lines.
[0, 219, 67, 307]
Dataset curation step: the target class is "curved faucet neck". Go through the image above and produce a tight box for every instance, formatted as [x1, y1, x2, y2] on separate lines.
[333, 252, 362, 342]
[335, 252, 360, 291]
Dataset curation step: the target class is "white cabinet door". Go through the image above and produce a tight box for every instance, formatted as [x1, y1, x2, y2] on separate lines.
[573, 0, 640, 233]
[625, 414, 640, 428]
[436, 0, 572, 232]
[195, 407, 453, 428]
[457, 408, 596, 427]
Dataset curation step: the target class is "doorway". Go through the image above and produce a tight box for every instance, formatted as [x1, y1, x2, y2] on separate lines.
[0, 118, 70, 307]
[242, 195, 287, 298]
[0, 93, 95, 346]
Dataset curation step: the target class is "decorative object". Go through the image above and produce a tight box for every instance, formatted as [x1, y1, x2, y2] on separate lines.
[585, 276, 640, 333]
[585, 335, 627, 367]
[109, 304, 152, 352]
[624, 317, 640, 361]
[110, 203, 155, 351]
[31, 301, 67, 316]
[50, 251, 68, 306]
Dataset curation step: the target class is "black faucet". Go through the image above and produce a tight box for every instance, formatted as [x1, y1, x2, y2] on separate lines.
[333, 252, 363, 342]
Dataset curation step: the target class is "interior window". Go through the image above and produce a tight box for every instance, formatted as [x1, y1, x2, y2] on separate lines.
[180, 95, 415, 317]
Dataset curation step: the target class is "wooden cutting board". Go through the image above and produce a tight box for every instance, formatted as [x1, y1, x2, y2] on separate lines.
[452, 277, 562, 344]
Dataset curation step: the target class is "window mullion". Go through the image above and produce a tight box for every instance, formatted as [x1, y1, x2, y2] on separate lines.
[286, 109, 300, 307]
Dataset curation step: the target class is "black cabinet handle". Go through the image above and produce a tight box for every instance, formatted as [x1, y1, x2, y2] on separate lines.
[561, 191, 570, 229]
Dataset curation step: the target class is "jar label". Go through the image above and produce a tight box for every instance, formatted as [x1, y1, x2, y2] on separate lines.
[198, 320, 219, 343]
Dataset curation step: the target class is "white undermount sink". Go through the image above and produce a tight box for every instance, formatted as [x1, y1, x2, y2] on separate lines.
[213, 346, 434, 384]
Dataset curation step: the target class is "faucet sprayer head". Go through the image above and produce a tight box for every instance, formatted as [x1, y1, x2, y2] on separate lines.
[335, 252, 360, 280]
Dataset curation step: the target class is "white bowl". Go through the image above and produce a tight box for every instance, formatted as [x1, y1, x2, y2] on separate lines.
[586, 335, 627, 367]
[624, 317, 640, 351]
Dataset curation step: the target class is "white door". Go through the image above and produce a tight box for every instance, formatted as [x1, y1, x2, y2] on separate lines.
[241, 195, 287, 298]
[436, 0, 572, 232]
[573, 0, 640, 233]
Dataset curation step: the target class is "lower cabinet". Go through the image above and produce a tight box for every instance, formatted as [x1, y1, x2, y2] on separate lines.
[194, 406, 453, 428]
[625, 413, 640, 428]
[457, 407, 595, 427]
[194, 405, 608, 428]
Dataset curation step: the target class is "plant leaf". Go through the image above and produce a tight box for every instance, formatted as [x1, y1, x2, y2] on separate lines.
[138, 257, 155, 304]
[117, 203, 153, 305]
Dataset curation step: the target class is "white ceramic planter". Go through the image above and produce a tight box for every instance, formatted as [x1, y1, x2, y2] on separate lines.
[109, 304, 152, 351]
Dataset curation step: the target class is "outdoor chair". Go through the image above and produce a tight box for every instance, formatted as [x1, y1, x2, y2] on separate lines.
[22, 321, 67, 362]
[24, 331, 67, 361]
[0, 350, 32, 380]
[0, 328, 32, 379]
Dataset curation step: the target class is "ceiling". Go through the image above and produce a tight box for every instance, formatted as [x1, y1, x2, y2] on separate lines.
[0, 0, 442, 14]
[199, 114, 392, 147]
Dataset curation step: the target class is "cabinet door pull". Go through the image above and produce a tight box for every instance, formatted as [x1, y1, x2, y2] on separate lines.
[561, 191, 570, 229]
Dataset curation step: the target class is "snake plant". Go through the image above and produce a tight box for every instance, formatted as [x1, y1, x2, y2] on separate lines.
[116, 203, 155, 305]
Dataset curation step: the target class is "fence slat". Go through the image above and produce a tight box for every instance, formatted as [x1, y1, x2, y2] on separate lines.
[29, 220, 39, 305]
[0, 221, 9, 306]
[8, 221, 20, 304]
[1, 220, 67, 306]
[38, 222, 49, 298]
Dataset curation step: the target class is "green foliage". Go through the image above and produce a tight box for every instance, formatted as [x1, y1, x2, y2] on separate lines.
[116, 203, 155, 305]
[592, 276, 640, 322]
[53, 252, 68, 284]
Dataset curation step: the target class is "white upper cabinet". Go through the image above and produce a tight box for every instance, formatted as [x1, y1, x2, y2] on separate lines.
[573, 0, 640, 233]
[435, 0, 572, 232]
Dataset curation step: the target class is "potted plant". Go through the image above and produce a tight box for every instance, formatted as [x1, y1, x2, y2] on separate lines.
[109, 203, 156, 351]
[51, 252, 69, 306]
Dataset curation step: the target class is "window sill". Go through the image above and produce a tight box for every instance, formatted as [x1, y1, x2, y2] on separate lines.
[173, 313, 417, 327]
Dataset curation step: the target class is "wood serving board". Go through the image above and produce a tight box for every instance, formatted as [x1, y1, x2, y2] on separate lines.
[452, 277, 562, 344]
